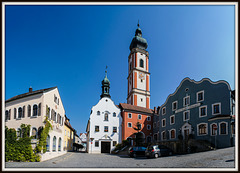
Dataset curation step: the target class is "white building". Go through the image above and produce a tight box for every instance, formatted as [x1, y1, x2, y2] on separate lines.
[86, 71, 122, 154]
[5, 86, 66, 161]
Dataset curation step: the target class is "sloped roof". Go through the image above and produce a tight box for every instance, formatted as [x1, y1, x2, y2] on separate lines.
[208, 114, 231, 121]
[118, 103, 154, 114]
[65, 121, 75, 131]
[6, 86, 57, 103]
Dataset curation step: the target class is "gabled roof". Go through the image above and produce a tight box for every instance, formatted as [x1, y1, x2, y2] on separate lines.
[118, 103, 154, 114]
[6, 86, 57, 103]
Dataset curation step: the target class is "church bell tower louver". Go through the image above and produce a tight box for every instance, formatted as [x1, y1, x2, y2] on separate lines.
[127, 22, 150, 109]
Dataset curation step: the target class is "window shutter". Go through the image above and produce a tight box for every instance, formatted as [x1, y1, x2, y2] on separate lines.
[9, 109, 11, 120]
[14, 108, 16, 119]
[22, 106, 25, 118]
[38, 103, 41, 116]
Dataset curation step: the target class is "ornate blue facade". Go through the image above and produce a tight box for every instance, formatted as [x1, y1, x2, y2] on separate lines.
[153, 77, 234, 153]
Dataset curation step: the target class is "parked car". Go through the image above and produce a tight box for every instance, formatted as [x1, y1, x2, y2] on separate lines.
[145, 145, 173, 158]
[128, 146, 147, 158]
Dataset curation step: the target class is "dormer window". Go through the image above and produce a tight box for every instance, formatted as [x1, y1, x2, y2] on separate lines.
[97, 111, 100, 115]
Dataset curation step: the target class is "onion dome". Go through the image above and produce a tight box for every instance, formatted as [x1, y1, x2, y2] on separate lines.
[100, 68, 111, 98]
[129, 22, 148, 51]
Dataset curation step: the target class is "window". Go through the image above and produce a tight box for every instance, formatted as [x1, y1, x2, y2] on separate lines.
[5, 110, 9, 121]
[97, 111, 100, 115]
[46, 135, 50, 152]
[183, 96, 190, 106]
[128, 113, 132, 119]
[153, 122, 156, 128]
[104, 126, 108, 132]
[22, 106, 25, 118]
[162, 119, 166, 127]
[220, 122, 227, 135]
[147, 125, 151, 130]
[14, 108, 16, 119]
[198, 123, 207, 136]
[162, 131, 166, 140]
[53, 136, 56, 151]
[128, 122, 132, 128]
[197, 91, 204, 102]
[8, 109, 11, 120]
[147, 136, 151, 143]
[153, 134, 158, 142]
[18, 107, 22, 118]
[170, 129, 176, 139]
[32, 127, 37, 139]
[162, 107, 166, 115]
[113, 127, 117, 133]
[199, 106, 207, 117]
[212, 103, 221, 115]
[38, 103, 41, 116]
[58, 137, 62, 151]
[33, 105, 38, 116]
[170, 115, 175, 125]
[211, 124, 217, 136]
[140, 59, 144, 68]
[104, 113, 108, 121]
[17, 128, 21, 138]
[113, 141, 117, 146]
[183, 111, 190, 121]
[172, 101, 177, 111]
[27, 105, 31, 117]
[95, 141, 99, 147]
[138, 114, 142, 120]
[113, 112, 116, 117]
[147, 116, 151, 121]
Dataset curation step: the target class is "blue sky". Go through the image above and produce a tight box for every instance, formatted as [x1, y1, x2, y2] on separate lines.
[5, 4, 235, 134]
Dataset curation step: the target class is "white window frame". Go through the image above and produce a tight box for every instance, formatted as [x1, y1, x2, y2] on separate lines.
[199, 105, 207, 118]
[147, 124, 151, 130]
[169, 129, 176, 139]
[161, 131, 166, 140]
[183, 96, 190, 107]
[162, 107, 166, 115]
[170, 115, 175, 125]
[197, 123, 208, 136]
[127, 122, 132, 128]
[162, 118, 166, 127]
[212, 103, 221, 115]
[147, 116, 151, 121]
[172, 101, 178, 111]
[196, 90, 204, 102]
[183, 110, 190, 121]
[219, 122, 228, 135]
[210, 123, 218, 136]
[128, 113, 132, 119]
[138, 114, 142, 120]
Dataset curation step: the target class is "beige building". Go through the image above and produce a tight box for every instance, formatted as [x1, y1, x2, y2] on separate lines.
[5, 87, 66, 161]
[64, 115, 74, 151]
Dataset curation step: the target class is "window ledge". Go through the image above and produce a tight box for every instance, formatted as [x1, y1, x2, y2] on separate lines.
[30, 116, 38, 119]
[16, 118, 22, 120]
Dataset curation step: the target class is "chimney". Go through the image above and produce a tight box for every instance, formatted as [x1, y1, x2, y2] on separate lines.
[154, 107, 156, 113]
[29, 86, 32, 93]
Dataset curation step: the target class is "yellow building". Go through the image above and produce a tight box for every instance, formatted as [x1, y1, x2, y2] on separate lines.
[64, 115, 74, 151]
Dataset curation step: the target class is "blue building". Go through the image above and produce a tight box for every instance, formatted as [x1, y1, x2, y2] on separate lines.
[153, 78, 235, 153]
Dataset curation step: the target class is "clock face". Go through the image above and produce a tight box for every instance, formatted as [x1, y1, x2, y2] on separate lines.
[139, 72, 145, 80]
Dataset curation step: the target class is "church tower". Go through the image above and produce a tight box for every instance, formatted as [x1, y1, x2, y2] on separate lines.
[100, 69, 111, 98]
[127, 23, 150, 109]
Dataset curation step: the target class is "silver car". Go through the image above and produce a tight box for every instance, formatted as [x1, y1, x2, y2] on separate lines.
[145, 145, 160, 158]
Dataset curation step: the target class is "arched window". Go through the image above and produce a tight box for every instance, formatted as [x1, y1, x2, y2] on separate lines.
[32, 127, 37, 139]
[104, 113, 108, 121]
[220, 122, 227, 135]
[170, 129, 176, 139]
[22, 106, 25, 118]
[18, 107, 22, 118]
[113, 112, 116, 117]
[162, 131, 166, 140]
[38, 103, 41, 116]
[14, 108, 16, 119]
[140, 59, 144, 68]
[51, 109, 55, 120]
[28, 105, 31, 117]
[33, 105, 38, 116]
[46, 135, 50, 152]
[53, 136, 56, 152]
[38, 126, 43, 139]
[147, 136, 152, 143]
[198, 123, 207, 135]
[58, 137, 62, 151]
[5, 110, 9, 121]
[97, 111, 100, 115]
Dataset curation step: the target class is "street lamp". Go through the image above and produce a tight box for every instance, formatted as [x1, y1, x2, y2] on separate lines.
[90, 137, 94, 154]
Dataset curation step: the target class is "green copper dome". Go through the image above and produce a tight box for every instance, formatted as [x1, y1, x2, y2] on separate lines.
[100, 69, 111, 98]
[130, 23, 148, 51]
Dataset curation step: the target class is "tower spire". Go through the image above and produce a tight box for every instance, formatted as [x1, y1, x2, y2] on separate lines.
[101, 67, 111, 99]
[137, 20, 140, 27]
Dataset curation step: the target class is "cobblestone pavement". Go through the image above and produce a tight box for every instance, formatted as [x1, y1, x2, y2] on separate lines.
[4, 147, 236, 170]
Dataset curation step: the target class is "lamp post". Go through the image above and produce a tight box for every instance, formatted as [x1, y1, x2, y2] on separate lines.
[90, 137, 94, 154]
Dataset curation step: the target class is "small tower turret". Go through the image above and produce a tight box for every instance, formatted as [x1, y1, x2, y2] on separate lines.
[100, 67, 111, 99]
